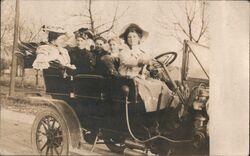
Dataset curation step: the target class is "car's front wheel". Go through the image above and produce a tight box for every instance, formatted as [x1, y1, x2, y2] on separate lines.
[31, 107, 69, 155]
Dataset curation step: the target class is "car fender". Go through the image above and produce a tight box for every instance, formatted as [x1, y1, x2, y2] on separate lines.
[29, 96, 83, 149]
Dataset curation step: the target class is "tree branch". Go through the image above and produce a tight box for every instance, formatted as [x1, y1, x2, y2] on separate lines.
[188, 20, 193, 41]
[170, 5, 192, 41]
[30, 27, 42, 42]
[185, 4, 195, 41]
[94, 6, 128, 31]
[196, 2, 208, 43]
[88, 0, 95, 33]
[190, 1, 196, 22]
[173, 33, 184, 45]
[196, 21, 208, 43]
[96, 7, 118, 36]
[70, 13, 90, 18]
[174, 22, 189, 39]
[18, 20, 26, 42]
[27, 30, 34, 42]
[158, 1, 208, 44]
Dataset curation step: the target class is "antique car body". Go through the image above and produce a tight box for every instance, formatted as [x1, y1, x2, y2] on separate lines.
[28, 40, 209, 155]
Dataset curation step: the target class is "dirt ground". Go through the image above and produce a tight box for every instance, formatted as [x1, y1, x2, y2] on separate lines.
[0, 108, 119, 155]
[0, 86, 118, 155]
[0, 109, 35, 155]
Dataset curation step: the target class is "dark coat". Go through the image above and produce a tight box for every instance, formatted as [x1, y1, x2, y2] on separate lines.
[68, 47, 96, 74]
[93, 49, 110, 75]
[93, 49, 121, 76]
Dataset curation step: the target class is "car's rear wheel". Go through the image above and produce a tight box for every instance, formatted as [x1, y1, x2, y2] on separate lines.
[31, 107, 69, 155]
[104, 138, 126, 153]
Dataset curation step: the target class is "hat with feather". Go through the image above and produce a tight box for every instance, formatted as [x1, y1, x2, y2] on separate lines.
[74, 28, 94, 40]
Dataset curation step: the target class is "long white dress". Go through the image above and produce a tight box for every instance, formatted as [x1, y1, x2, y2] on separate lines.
[119, 46, 179, 112]
[32, 44, 71, 70]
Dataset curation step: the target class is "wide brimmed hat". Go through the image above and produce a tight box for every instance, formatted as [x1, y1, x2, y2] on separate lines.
[119, 23, 149, 41]
[74, 27, 94, 39]
[42, 25, 66, 34]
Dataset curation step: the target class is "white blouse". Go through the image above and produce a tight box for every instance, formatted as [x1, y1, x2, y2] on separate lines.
[118, 46, 151, 77]
[32, 44, 71, 70]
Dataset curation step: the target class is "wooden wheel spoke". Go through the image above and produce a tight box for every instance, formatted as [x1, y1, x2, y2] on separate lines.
[53, 146, 60, 155]
[57, 125, 61, 130]
[41, 121, 48, 132]
[46, 117, 52, 129]
[53, 141, 61, 147]
[50, 146, 53, 155]
[38, 130, 47, 136]
[37, 139, 42, 142]
[45, 117, 54, 129]
[51, 119, 56, 129]
[45, 145, 50, 155]
[41, 141, 48, 151]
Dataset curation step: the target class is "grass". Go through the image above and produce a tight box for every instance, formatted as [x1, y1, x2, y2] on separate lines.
[0, 69, 47, 115]
[0, 69, 45, 89]
[0, 93, 50, 115]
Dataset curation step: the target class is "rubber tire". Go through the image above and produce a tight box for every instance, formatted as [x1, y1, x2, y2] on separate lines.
[31, 107, 69, 155]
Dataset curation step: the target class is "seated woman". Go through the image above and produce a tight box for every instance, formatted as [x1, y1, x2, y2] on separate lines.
[92, 36, 111, 76]
[108, 37, 122, 58]
[68, 28, 96, 74]
[118, 23, 179, 112]
[32, 25, 75, 72]
[99, 37, 123, 76]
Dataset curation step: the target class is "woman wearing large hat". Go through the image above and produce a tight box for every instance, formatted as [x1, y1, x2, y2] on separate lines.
[118, 23, 151, 77]
[32, 25, 75, 70]
[118, 23, 178, 112]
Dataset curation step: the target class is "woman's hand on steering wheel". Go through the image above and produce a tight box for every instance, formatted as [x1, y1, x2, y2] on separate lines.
[147, 52, 178, 71]
[138, 58, 150, 67]
[145, 52, 178, 79]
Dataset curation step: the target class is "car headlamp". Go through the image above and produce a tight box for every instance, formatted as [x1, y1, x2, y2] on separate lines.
[193, 87, 209, 110]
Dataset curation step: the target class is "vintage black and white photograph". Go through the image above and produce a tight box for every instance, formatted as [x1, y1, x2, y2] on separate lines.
[0, 0, 248, 155]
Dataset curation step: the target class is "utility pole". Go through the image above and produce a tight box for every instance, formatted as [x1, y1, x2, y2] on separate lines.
[9, 0, 20, 96]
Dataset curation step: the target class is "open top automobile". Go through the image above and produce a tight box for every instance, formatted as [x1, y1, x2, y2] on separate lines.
[21, 40, 209, 155]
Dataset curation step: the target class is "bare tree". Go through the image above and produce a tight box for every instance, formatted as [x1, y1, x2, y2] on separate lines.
[71, 0, 129, 38]
[18, 20, 43, 43]
[1, 0, 16, 67]
[1, 0, 44, 88]
[157, 1, 209, 45]
[1, 0, 15, 46]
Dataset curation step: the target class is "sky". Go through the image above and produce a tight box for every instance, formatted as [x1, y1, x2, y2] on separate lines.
[17, 0, 199, 65]
[2, 0, 209, 66]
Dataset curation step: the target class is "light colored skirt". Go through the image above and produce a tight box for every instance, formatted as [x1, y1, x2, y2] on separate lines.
[134, 76, 179, 112]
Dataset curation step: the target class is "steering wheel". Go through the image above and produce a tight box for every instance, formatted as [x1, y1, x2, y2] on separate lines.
[146, 52, 177, 70]
[153, 52, 177, 67]
[142, 52, 177, 79]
